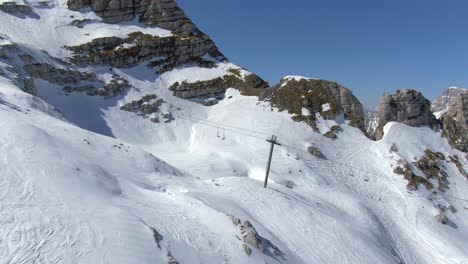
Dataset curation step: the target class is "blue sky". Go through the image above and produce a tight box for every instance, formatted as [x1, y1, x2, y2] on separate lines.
[177, 0, 468, 107]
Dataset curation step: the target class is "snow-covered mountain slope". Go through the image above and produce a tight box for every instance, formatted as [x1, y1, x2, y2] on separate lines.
[1, 1, 468, 263]
[432, 86, 467, 119]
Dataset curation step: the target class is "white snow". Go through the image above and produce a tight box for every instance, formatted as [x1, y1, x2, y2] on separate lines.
[281, 75, 317, 87]
[0, 2, 468, 263]
[434, 109, 448, 119]
[159, 62, 241, 87]
[322, 103, 331, 112]
[301, 107, 311, 116]
[283, 75, 316, 81]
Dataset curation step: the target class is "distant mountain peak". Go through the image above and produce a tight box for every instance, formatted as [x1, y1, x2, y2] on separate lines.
[432, 86, 467, 117]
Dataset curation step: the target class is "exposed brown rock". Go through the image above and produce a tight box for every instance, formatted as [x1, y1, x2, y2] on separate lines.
[323, 131, 337, 140]
[120, 94, 160, 111]
[167, 72, 268, 102]
[393, 160, 433, 191]
[263, 77, 365, 132]
[414, 150, 449, 192]
[66, 32, 225, 69]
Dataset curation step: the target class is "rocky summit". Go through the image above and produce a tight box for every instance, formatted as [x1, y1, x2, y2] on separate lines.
[375, 89, 439, 139]
[264, 76, 365, 131]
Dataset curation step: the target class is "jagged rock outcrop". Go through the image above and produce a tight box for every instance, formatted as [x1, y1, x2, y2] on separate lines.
[23, 63, 98, 85]
[375, 89, 439, 140]
[169, 78, 228, 100]
[414, 149, 449, 192]
[167, 70, 268, 102]
[66, 32, 225, 70]
[120, 94, 173, 123]
[307, 144, 326, 159]
[364, 110, 379, 139]
[263, 77, 365, 131]
[227, 214, 286, 260]
[0, 2, 34, 16]
[67, 0, 198, 35]
[432, 87, 467, 117]
[392, 159, 433, 191]
[440, 91, 468, 152]
[23, 63, 131, 97]
[0, 43, 133, 98]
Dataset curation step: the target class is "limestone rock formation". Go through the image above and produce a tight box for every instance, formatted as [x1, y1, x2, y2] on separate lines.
[67, 0, 198, 35]
[167, 71, 268, 102]
[440, 91, 468, 152]
[264, 77, 365, 131]
[23, 63, 98, 85]
[432, 87, 467, 117]
[169, 78, 228, 100]
[66, 32, 225, 70]
[375, 89, 439, 140]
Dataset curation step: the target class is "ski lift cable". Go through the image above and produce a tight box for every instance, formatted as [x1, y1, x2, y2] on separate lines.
[169, 113, 468, 203]
[173, 115, 266, 141]
[172, 113, 272, 136]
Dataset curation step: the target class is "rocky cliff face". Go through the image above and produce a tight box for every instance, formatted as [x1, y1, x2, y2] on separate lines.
[432, 87, 467, 118]
[440, 91, 468, 152]
[364, 110, 379, 140]
[168, 71, 268, 101]
[67, 0, 197, 35]
[65, 0, 227, 76]
[263, 76, 365, 131]
[375, 89, 439, 140]
[66, 32, 225, 70]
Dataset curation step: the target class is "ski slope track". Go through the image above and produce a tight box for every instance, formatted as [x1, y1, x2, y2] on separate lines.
[0, 0, 468, 263]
